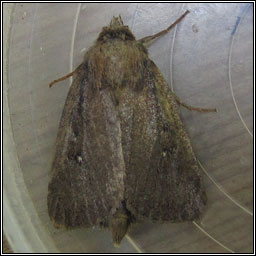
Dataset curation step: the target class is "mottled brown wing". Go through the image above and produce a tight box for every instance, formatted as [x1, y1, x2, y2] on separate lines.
[121, 60, 207, 222]
[48, 66, 125, 228]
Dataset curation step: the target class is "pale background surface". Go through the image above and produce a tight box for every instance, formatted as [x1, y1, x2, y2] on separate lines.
[3, 3, 253, 253]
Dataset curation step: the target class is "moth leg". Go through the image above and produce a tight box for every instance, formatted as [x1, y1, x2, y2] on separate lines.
[49, 63, 84, 88]
[174, 94, 217, 113]
[49, 70, 76, 88]
[138, 10, 190, 45]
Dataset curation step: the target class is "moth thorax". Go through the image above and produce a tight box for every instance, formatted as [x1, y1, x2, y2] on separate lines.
[101, 47, 145, 89]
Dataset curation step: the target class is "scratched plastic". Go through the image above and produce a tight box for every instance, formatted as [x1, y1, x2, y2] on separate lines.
[4, 3, 253, 253]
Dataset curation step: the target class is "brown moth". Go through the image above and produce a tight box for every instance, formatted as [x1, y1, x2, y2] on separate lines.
[47, 11, 216, 246]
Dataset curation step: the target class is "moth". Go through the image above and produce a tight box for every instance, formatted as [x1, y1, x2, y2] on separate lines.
[48, 10, 216, 246]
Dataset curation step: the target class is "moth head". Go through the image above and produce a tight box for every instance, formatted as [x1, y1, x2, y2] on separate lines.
[109, 15, 124, 28]
[97, 15, 136, 42]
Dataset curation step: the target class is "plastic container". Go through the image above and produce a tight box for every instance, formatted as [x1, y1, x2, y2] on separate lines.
[3, 3, 253, 253]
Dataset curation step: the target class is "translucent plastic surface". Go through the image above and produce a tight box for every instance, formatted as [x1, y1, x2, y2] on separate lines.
[4, 3, 253, 253]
